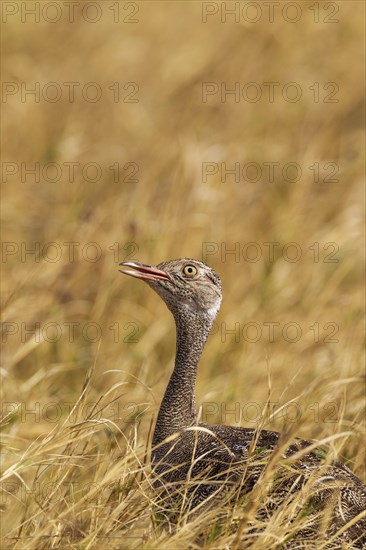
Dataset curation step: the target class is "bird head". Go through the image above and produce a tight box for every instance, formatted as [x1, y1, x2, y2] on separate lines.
[120, 258, 222, 326]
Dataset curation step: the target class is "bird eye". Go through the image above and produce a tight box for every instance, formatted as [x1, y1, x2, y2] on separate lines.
[183, 265, 197, 277]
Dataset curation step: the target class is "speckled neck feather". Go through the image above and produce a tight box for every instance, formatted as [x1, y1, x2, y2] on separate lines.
[153, 309, 213, 448]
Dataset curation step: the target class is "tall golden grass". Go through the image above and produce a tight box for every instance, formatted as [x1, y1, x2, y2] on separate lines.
[1, 1, 365, 548]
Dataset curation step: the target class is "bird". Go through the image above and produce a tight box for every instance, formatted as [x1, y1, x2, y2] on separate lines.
[120, 258, 366, 547]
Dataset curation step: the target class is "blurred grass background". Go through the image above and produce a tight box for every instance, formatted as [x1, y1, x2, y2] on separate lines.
[1, 1, 365, 548]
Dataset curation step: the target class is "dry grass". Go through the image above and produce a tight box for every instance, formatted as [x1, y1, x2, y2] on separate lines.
[1, 1, 365, 548]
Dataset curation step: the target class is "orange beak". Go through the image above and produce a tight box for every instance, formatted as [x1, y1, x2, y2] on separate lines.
[119, 262, 171, 283]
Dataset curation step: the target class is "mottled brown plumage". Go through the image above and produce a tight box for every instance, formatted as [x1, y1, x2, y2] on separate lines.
[120, 258, 366, 547]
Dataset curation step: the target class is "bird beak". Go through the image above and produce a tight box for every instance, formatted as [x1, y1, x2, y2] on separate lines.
[119, 262, 171, 283]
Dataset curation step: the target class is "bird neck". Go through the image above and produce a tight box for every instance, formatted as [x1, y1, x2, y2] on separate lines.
[152, 309, 212, 448]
